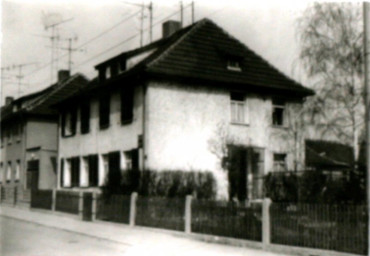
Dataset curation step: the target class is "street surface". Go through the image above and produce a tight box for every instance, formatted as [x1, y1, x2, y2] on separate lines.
[1, 216, 129, 256]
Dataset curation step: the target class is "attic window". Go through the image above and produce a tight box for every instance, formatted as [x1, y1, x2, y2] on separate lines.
[227, 59, 241, 71]
[105, 66, 111, 79]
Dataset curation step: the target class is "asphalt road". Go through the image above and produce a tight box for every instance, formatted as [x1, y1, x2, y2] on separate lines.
[0, 216, 129, 256]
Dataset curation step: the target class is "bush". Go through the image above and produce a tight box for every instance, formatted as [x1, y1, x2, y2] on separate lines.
[265, 169, 366, 204]
[102, 169, 217, 199]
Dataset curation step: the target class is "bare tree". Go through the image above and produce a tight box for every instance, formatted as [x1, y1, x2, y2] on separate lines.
[297, 2, 364, 161]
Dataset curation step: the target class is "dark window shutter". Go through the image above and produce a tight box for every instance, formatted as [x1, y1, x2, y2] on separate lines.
[131, 149, 139, 171]
[88, 155, 98, 187]
[80, 100, 90, 134]
[61, 112, 66, 137]
[108, 152, 121, 190]
[121, 86, 134, 124]
[99, 94, 110, 129]
[60, 159, 64, 187]
[71, 108, 77, 135]
[71, 157, 80, 187]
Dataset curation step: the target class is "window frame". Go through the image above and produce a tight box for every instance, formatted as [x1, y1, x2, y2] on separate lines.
[230, 92, 249, 125]
[272, 99, 286, 127]
[273, 153, 287, 172]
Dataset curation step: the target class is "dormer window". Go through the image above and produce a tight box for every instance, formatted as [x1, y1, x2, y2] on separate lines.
[105, 66, 111, 79]
[118, 60, 126, 74]
[227, 59, 241, 71]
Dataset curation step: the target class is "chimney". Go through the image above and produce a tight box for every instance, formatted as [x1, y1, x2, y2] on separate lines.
[5, 96, 14, 106]
[58, 70, 70, 83]
[162, 20, 181, 38]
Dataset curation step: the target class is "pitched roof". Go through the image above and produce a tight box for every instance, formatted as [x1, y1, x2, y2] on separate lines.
[305, 139, 354, 169]
[1, 73, 88, 122]
[95, 18, 313, 97]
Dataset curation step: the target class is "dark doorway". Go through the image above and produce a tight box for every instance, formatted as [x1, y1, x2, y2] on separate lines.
[27, 160, 39, 190]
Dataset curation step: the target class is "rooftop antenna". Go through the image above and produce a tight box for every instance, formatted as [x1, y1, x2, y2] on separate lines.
[2, 63, 37, 97]
[57, 36, 84, 73]
[41, 12, 73, 83]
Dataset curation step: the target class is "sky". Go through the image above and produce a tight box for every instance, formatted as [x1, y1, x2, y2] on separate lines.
[1, 0, 313, 104]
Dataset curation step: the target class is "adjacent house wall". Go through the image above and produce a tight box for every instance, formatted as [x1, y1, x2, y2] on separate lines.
[145, 81, 304, 199]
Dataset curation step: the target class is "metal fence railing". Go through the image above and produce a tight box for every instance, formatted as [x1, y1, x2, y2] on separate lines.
[136, 196, 185, 231]
[96, 194, 130, 224]
[55, 191, 79, 214]
[191, 199, 262, 241]
[270, 203, 368, 255]
[30, 189, 53, 210]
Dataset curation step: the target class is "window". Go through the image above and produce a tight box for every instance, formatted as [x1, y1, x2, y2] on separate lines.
[118, 60, 126, 73]
[14, 124, 21, 142]
[227, 59, 241, 71]
[15, 160, 20, 182]
[62, 108, 77, 137]
[80, 100, 90, 134]
[105, 66, 111, 79]
[273, 153, 287, 172]
[88, 155, 99, 187]
[70, 157, 80, 187]
[123, 149, 139, 171]
[99, 93, 110, 129]
[230, 92, 248, 124]
[272, 99, 285, 126]
[121, 86, 134, 124]
[100, 154, 109, 186]
[27, 160, 39, 190]
[6, 162, 11, 182]
[80, 157, 89, 187]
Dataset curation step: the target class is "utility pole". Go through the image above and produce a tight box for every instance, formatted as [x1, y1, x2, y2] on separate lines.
[363, 3, 370, 256]
[149, 1, 153, 43]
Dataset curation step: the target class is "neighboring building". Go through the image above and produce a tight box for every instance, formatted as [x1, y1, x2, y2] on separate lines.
[55, 19, 313, 200]
[0, 71, 88, 204]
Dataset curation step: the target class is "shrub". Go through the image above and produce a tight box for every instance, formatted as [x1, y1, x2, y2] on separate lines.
[102, 169, 217, 199]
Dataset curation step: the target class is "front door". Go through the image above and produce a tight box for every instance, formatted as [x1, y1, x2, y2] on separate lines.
[27, 160, 39, 190]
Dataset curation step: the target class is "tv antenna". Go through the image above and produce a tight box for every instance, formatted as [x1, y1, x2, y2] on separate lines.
[41, 12, 73, 83]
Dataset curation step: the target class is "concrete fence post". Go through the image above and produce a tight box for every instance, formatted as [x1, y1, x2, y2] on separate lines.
[78, 191, 83, 219]
[51, 189, 57, 211]
[129, 192, 138, 227]
[262, 198, 272, 250]
[92, 192, 97, 222]
[185, 195, 192, 234]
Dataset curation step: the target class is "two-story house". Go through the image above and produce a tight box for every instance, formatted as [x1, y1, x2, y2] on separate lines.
[55, 19, 313, 200]
[0, 71, 88, 204]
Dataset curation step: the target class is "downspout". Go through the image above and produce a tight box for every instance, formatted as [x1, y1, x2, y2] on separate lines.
[142, 79, 147, 173]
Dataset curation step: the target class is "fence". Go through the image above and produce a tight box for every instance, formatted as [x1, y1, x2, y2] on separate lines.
[192, 199, 262, 241]
[96, 194, 130, 224]
[55, 190, 80, 214]
[23, 189, 368, 256]
[136, 196, 185, 231]
[30, 189, 53, 210]
[270, 203, 368, 255]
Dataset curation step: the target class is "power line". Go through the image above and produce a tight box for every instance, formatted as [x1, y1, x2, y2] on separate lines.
[23, 11, 141, 79]
[73, 4, 192, 71]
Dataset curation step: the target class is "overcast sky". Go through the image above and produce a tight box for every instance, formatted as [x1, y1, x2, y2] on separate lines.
[1, 0, 313, 104]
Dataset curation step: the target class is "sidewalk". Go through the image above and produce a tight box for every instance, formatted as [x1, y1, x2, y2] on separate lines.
[0, 205, 287, 256]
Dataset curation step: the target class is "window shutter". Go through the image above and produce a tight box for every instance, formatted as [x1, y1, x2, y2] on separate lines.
[61, 112, 66, 137]
[121, 86, 134, 123]
[60, 159, 64, 188]
[71, 157, 80, 187]
[80, 100, 90, 134]
[99, 94, 110, 128]
[131, 149, 139, 171]
[108, 151, 121, 190]
[88, 155, 98, 187]
[71, 108, 77, 135]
